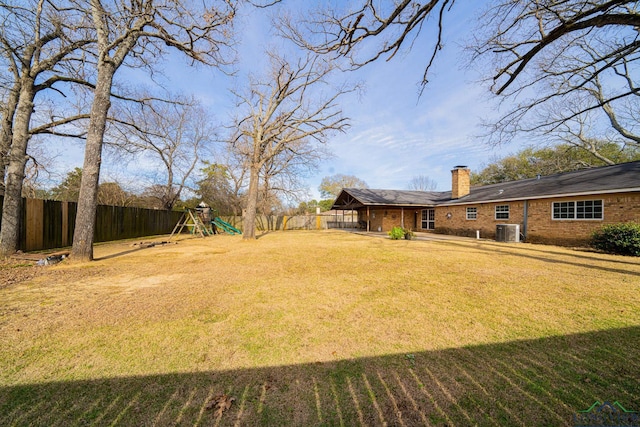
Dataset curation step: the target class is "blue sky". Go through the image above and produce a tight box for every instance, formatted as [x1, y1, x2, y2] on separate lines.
[50, 1, 526, 201]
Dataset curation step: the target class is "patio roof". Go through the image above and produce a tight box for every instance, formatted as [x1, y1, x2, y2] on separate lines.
[332, 188, 452, 209]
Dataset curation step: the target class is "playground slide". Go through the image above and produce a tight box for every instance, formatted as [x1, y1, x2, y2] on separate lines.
[213, 217, 242, 235]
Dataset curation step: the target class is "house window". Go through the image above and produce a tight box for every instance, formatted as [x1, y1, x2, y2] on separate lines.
[421, 209, 435, 230]
[553, 201, 574, 219]
[495, 205, 510, 220]
[552, 200, 603, 220]
[466, 207, 477, 220]
[576, 200, 603, 219]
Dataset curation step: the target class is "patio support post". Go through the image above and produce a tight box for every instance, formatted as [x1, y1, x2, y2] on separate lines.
[367, 206, 370, 232]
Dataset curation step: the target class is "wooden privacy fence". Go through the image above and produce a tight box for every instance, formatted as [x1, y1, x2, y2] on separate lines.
[0, 196, 360, 252]
[0, 196, 183, 252]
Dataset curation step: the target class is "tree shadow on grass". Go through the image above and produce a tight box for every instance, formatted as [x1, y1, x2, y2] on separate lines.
[428, 239, 640, 277]
[477, 239, 640, 268]
[1, 327, 639, 426]
[358, 230, 640, 272]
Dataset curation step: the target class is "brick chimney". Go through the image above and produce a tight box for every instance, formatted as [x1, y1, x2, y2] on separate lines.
[451, 166, 470, 199]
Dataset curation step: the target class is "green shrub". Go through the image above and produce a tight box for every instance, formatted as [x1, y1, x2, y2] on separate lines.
[388, 226, 405, 240]
[590, 222, 640, 256]
[388, 226, 415, 240]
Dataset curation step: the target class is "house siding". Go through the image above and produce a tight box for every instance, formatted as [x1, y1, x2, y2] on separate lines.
[336, 163, 640, 247]
[525, 192, 640, 246]
[358, 208, 421, 232]
[434, 202, 526, 239]
[436, 192, 640, 246]
[355, 192, 640, 246]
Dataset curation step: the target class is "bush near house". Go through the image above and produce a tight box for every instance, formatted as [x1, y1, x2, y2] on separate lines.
[388, 226, 415, 240]
[388, 226, 405, 240]
[591, 222, 640, 256]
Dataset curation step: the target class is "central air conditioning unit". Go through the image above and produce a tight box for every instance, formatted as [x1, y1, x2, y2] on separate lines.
[496, 224, 520, 243]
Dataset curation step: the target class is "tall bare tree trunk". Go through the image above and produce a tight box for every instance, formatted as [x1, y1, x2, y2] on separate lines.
[71, 66, 114, 262]
[163, 167, 176, 210]
[0, 83, 20, 194]
[243, 165, 260, 240]
[0, 82, 35, 257]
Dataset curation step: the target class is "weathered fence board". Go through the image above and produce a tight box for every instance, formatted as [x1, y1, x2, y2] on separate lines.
[1, 195, 359, 252]
[219, 214, 360, 231]
[0, 196, 183, 252]
[25, 198, 44, 251]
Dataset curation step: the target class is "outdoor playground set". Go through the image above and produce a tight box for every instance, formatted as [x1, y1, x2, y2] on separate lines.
[168, 204, 241, 240]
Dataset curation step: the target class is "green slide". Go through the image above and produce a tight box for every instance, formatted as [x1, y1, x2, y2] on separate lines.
[213, 217, 242, 235]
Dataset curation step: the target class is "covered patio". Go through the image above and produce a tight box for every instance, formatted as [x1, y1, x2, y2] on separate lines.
[331, 188, 448, 232]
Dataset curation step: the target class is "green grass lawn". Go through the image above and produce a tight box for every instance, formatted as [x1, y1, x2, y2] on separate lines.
[1, 230, 639, 426]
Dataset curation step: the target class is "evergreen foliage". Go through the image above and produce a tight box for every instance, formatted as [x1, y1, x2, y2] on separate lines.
[591, 223, 640, 257]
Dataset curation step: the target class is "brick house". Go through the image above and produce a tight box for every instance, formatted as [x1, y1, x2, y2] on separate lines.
[331, 161, 640, 246]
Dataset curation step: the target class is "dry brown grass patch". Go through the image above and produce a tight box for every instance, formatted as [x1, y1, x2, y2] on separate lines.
[1, 231, 639, 425]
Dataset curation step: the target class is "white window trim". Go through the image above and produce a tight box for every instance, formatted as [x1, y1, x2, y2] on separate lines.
[495, 205, 510, 220]
[551, 199, 604, 220]
[421, 209, 435, 229]
[466, 207, 477, 220]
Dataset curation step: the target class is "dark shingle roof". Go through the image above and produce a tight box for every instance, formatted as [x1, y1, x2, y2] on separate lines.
[446, 160, 640, 205]
[332, 188, 451, 209]
[331, 161, 640, 209]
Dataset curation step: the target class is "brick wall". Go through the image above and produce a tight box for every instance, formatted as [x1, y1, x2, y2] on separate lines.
[355, 192, 640, 246]
[436, 192, 640, 246]
[358, 208, 420, 232]
[434, 202, 525, 239]
[525, 193, 640, 246]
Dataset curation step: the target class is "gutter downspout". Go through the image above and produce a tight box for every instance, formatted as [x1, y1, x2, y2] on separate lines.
[522, 200, 528, 241]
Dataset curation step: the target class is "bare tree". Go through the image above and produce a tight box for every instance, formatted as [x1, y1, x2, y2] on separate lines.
[285, 1, 639, 113]
[0, 0, 93, 257]
[112, 97, 216, 210]
[71, 0, 236, 261]
[260, 127, 331, 201]
[280, 0, 453, 88]
[407, 175, 437, 191]
[525, 56, 640, 163]
[283, 1, 640, 161]
[230, 53, 353, 239]
[473, 1, 640, 152]
[200, 144, 249, 217]
[474, 1, 640, 97]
